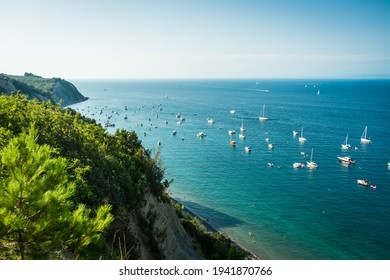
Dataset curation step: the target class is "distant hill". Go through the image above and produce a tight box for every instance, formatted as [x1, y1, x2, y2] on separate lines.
[0, 72, 87, 106]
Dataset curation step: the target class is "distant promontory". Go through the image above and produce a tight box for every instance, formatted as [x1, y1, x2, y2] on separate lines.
[0, 72, 87, 106]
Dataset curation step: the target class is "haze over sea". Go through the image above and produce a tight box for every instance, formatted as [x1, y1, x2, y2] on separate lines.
[69, 79, 390, 259]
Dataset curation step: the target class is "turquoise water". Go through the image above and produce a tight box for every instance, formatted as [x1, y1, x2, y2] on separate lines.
[69, 79, 390, 259]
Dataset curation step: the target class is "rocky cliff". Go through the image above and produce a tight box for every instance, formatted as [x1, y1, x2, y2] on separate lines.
[0, 73, 87, 106]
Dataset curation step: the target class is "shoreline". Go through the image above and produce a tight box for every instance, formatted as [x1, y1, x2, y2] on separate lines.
[171, 198, 259, 260]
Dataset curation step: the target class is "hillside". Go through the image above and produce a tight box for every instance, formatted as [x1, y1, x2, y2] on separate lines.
[0, 73, 87, 106]
[0, 94, 250, 260]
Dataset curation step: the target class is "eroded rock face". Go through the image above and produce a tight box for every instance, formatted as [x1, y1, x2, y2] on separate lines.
[129, 189, 202, 260]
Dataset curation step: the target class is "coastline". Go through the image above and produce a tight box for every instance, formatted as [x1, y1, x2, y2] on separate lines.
[170, 198, 259, 260]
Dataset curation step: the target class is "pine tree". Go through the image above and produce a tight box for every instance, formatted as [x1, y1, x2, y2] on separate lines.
[0, 125, 113, 259]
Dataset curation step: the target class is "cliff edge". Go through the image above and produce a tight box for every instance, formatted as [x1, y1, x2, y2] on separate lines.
[0, 72, 87, 106]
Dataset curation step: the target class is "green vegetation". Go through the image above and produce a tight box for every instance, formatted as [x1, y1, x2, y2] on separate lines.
[0, 126, 113, 259]
[0, 73, 87, 106]
[0, 93, 251, 260]
[0, 94, 167, 259]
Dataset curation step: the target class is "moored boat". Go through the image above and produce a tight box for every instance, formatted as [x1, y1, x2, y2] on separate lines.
[341, 134, 351, 150]
[361, 126, 372, 144]
[357, 179, 376, 189]
[299, 127, 307, 142]
[306, 148, 318, 169]
[337, 155, 355, 165]
[259, 104, 268, 121]
[293, 162, 305, 168]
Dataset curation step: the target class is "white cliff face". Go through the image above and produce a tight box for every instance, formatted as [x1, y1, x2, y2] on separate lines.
[129, 189, 202, 260]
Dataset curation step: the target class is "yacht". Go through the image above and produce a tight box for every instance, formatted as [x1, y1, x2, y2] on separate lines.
[337, 155, 355, 165]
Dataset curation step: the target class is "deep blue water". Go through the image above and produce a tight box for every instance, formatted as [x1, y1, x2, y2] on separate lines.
[69, 79, 390, 259]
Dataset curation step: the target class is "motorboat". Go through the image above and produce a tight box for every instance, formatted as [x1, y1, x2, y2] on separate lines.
[293, 162, 305, 168]
[245, 146, 251, 153]
[293, 130, 298, 136]
[230, 140, 236, 147]
[337, 155, 355, 165]
[268, 143, 274, 149]
[172, 130, 177, 135]
[357, 179, 376, 189]
[207, 118, 215, 124]
[230, 110, 236, 114]
[228, 130, 236, 135]
[197, 132, 207, 137]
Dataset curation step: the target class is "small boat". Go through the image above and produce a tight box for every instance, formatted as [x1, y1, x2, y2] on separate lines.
[306, 148, 318, 169]
[197, 131, 207, 137]
[265, 138, 270, 142]
[259, 104, 269, 121]
[104, 121, 115, 127]
[228, 130, 236, 135]
[293, 162, 305, 168]
[207, 118, 215, 124]
[245, 146, 251, 153]
[240, 119, 245, 132]
[299, 127, 307, 142]
[268, 143, 274, 149]
[337, 155, 355, 165]
[357, 179, 376, 189]
[172, 130, 177, 135]
[361, 126, 372, 144]
[230, 110, 236, 114]
[293, 130, 298, 136]
[341, 134, 351, 150]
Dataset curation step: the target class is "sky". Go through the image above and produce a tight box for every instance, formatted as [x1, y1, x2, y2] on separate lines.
[1, 0, 390, 79]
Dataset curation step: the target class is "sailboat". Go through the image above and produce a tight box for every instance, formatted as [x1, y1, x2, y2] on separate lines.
[341, 134, 351, 150]
[239, 119, 246, 139]
[240, 119, 245, 132]
[299, 127, 307, 142]
[259, 104, 269, 121]
[361, 126, 372, 144]
[306, 148, 318, 169]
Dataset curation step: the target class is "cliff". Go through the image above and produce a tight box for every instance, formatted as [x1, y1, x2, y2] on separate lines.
[0, 72, 87, 106]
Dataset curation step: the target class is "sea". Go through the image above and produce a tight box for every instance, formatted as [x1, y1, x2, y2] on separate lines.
[68, 79, 390, 260]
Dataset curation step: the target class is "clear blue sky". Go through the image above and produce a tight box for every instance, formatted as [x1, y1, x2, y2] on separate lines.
[1, 0, 390, 79]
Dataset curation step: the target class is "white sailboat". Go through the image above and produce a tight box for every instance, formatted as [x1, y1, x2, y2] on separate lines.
[299, 127, 307, 142]
[341, 134, 351, 150]
[240, 119, 245, 132]
[361, 126, 372, 144]
[307, 148, 318, 169]
[259, 104, 269, 121]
